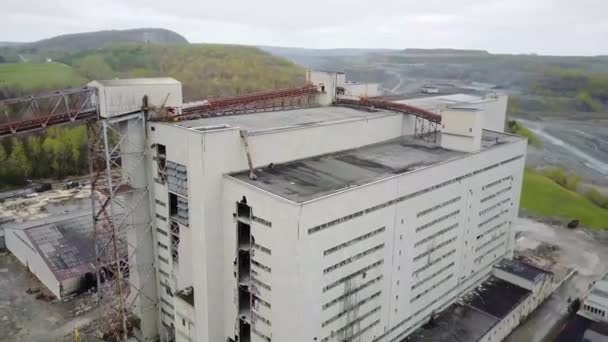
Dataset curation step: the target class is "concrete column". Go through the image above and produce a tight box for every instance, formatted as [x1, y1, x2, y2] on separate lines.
[120, 114, 159, 341]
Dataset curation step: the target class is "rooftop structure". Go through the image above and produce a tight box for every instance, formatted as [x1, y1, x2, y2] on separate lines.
[396, 92, 508, 132]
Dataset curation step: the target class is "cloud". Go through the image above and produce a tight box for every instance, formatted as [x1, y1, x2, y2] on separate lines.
[1, 0, 606, 55]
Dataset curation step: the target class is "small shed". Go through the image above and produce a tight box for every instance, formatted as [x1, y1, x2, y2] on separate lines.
[4, 212, 95, 299]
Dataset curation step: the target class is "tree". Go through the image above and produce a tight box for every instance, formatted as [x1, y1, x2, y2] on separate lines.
[74, 55, 114, 80]
[5, 138, 31, 184]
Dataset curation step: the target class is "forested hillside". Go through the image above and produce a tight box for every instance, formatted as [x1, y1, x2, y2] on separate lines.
[0, 43, 304, 188]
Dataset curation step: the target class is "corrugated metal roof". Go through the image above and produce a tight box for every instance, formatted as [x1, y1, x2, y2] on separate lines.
[11, 212, 96, 281]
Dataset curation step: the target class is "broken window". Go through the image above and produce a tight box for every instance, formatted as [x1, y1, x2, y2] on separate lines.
[166, 161, 188, 196]
[156, 144, 167, 183]
[170, 221, 180, 263]
[237, 197, 251, 220]
[169, 193, 189, 226]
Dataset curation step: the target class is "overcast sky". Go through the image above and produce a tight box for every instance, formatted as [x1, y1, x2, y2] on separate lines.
[2, 0, 606, 56]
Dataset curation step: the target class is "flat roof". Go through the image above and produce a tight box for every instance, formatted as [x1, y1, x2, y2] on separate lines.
[494, 258, 553, 283]
[175, 105, 397, 132]
[229, 130, 520, 203]
[406, 276, 531, 342]
[396, 93, 494, 113]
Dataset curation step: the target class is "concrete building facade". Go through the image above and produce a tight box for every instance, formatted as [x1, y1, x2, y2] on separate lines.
[140, 72, 526, 342]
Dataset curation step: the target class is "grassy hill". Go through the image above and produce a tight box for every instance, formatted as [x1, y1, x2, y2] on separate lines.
[0, 43, 305, 187]
[0, 28, 188, 63]
[521, 169, 608, 230]
[61, 44, 305, 100]
[0, 62, 86, 98]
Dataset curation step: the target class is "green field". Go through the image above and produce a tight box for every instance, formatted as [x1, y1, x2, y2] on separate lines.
[0, 62, 86, 94]
[521, 169, 608, 229]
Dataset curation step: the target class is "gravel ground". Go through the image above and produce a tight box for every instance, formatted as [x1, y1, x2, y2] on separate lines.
[514, 114, 608, 189]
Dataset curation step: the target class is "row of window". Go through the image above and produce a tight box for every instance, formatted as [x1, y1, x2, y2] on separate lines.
[477, 221, 508, 241]
[479, 198, 510, 217]
[308, 155, 523, 235]
[481, 186, 512, 204]
[253, 243, 272, 255]
[322, 291, 382, 327]
[414, 223, 459, 248]
[475, 231, 507, 253]
[417, 196, 462, 218]
[324, 243, 385, 274]
[415, 210, 460, 233]
[322, 275, 383, 311]
[323, 259, 384, 293]
[482, 176, 512, 191]
[254, 295, 271, 309]
[411, 262, 456, 290]
[252, 277, 271, 291]
[410, 273, 454, 303]
[413, 237, 457, 262]
[155, 199, 166, 207]
[348, 319, 380, 342]
[252, 215, 272, 227]
[321, 305, 382, 342]
[252, 260, 272, 273]
[584, 304, 606, 317]
[413, 249, 456, 275]
[478, 209, 509, 229]
[324, 227, 386, 256]
[253, 311, 271, 326]
[474, 241, 506, 263]
[252, 328, 271, 342]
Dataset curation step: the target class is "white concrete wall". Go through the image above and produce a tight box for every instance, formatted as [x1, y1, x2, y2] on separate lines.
[175, 296, 196, 342]
[5, 228, 62, 298]
[344, 83, 380, 98]
[215, 136, 525, 342]
[493, 268, 535, 291]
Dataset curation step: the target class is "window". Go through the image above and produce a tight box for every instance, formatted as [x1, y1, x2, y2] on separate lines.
[182, 318, 186, 326]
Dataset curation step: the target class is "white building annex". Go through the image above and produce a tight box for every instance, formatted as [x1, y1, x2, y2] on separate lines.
[140, 70, 529, 342]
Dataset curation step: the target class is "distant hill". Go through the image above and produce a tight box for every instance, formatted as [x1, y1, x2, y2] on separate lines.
[0, 28, 188, 62]
[401, 48, 490, 56]
[0, 42, 23, 47]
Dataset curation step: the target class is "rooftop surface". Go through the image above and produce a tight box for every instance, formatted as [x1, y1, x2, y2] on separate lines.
[396, 93, 493, 113]
[230, 130, 519, 203]
[4, 212, 95, 281]
[175, 105, 397, 132]
[494, 258, 553, 283]
[90, 77, 180, 87]
[406, 276, 531, 342]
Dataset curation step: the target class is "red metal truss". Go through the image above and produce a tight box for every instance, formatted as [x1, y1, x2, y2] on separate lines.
[337, 97, 442, 123]
[172, 84, 318, 121]
[0, 88, 97, 137]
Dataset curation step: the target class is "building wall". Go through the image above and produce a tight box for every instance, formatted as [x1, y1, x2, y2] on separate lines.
[219, 137, 526, 342]
[5, 228, 62, 298]
[344, 83, 380, 98]
[175, 296, 196, 342]
[148, 113, 411, 342]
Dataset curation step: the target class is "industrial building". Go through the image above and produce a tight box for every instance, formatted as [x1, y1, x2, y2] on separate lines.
[116, 70, 528, 342]
[0, 69, 537, 342]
